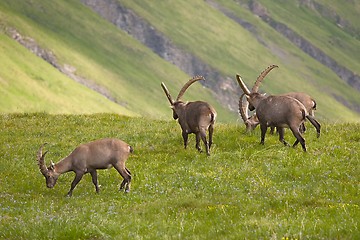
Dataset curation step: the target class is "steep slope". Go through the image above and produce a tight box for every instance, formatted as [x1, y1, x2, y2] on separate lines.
[0, 0, 359, 122]
[0, 0, 236, 122]
[89, 0, 360, 121]
[0, 32, 136, 115]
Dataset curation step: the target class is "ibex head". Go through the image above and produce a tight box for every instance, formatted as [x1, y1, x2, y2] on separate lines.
[238, 93, 259, 131]
[161, 76, 205, 119]
[236, 65, 278, 110]
[37, 143, 59, 188]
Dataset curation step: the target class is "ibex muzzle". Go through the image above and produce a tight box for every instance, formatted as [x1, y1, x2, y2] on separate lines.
[161, 76, 217, 156]
[37, 138, 133, 196]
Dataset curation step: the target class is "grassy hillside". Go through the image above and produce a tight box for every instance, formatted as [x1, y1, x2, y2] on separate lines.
[0, 113, 359, 239]
[121, 0, 360, 122]
[0, 0, 359, 123]
[258, 0, 360, 72]
[0, 0, 235, 122]
[0, 33, 137, 115]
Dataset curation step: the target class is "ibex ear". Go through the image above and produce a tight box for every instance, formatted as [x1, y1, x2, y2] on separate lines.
[49, 161, 55, 170]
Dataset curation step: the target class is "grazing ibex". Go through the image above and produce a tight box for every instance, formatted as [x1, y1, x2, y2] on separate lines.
[238, 65, 317, 134]
[236, 66, 321, 152]
[161, 76, 217, 156]
[37, 138, 133, 196]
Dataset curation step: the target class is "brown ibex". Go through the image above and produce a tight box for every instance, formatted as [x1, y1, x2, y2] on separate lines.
[161, 76, 217, 156]
[236, 67, 321, 152]
[37, 138, 133, 196]
[238, 65, 317, 134]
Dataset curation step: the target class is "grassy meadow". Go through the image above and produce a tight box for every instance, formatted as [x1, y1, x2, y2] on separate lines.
[0, 113, 359, 239]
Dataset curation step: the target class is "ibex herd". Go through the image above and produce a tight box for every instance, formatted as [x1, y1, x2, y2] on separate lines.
[36, 64, 321, 196]
[236, 65, 321, 152]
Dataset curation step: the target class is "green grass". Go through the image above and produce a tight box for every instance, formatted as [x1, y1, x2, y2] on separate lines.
[1, 113, 359, 239]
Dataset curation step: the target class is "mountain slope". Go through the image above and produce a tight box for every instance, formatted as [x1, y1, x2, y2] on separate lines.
[0, 0, 359, 122]
[115, 0, 359, 121]
[0, 32, 137, 115]
[0, 0, 235, 122]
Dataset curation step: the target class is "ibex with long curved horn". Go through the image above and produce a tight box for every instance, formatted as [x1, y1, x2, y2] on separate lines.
[161, 76, 217, 155]
[236, 66, 320, 152]
[238, 65, 317, 134]
[37, 138, 133, 196]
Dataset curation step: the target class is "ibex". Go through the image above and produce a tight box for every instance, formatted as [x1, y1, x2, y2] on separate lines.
[37, 138, 133, 196]
[161, 76, 217, 156]
[236, 66, 321, 152]
[238, 65, 317, 134]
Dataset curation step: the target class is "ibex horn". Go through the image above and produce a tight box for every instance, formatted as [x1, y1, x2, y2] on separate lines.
[176, 76, 205, 101]
[251, 64, 278, 93]
[37, 143, 49, 176]
[161, 82, 174, 105]
[236, 74, 251, 95]
[238, 93, 249, 123]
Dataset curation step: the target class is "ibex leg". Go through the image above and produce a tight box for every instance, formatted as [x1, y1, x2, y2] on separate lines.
[269, 126, 275, 135]
[195, 133, 202, 152]
[260, 124, 267, 145]
[90, 170, 100, 193]
[182, 131, 188, 149]
[114, 164, 131, 193]
[277, 127, 289, 146]
[306, 115, 321, 138]
[67, 172, 84, 197]
[208, 124, 214, 149]
[200, 129, 210, 156]
[299, 123, 306, 133]
[290, 126, 306, 152]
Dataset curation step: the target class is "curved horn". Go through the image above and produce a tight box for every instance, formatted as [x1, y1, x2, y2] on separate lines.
[161, 82, 174, 105]
[251, 64, 278, 93]
[176, 76, 205, 101]
[236, 74, 251, 95]
[238, 93, 249, 123]
[37, 143, 49, 176]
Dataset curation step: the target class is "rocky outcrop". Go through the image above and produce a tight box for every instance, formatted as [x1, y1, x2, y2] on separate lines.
[247, 0, 360, 93]
[298, 0, 360, 40]
[7, 28, 121, 105]
[81, 0, 241, 112]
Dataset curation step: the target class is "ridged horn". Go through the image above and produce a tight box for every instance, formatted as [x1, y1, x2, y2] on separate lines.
[176, 76, 205, 101]
[251, 64, 278, 93]
[37, 143, 49, 176]
[161, 82, 174, 105]
[238, 93, 249, 123]
[236, 74, 251, 95]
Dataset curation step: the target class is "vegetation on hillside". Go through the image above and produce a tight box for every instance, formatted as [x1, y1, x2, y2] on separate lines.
[0, 113, 359, 239]
[0, 0, 359, 123]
